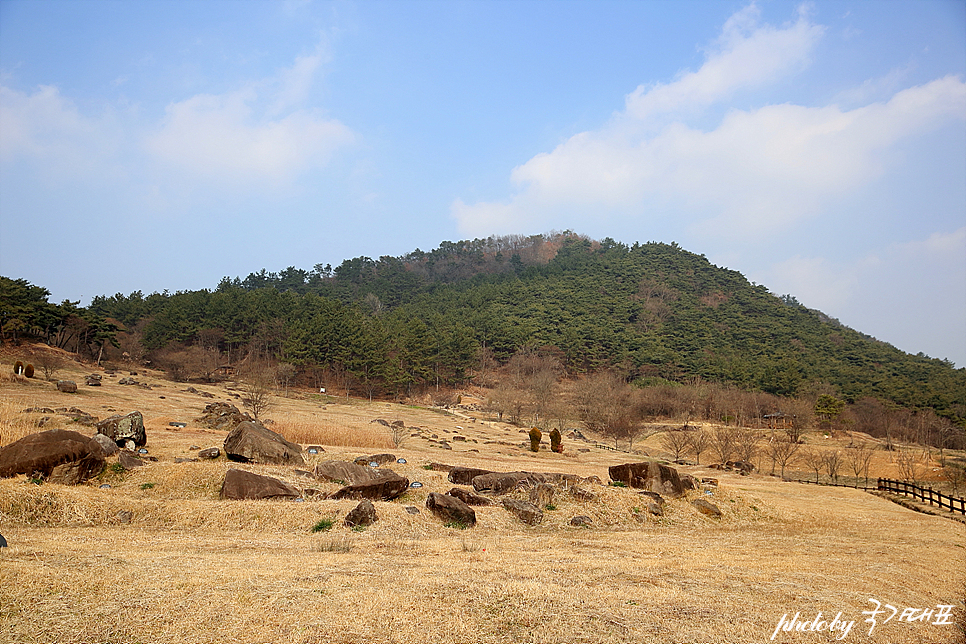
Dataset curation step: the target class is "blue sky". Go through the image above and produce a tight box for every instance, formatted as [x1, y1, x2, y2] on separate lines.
[1, 0, 964, 366]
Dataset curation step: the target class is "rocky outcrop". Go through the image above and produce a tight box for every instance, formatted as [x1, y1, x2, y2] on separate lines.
[223, 421, 304, 466]
[219, 468, 300, 500]
[426, 492, 477, 527]
[608, 461, 690, 498]
[328, 473, 410, 501]
[97, 411, 146, 450]
[0, 429, 105, 484]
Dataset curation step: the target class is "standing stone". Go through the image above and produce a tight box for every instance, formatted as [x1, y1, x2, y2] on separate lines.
[344, 500, 378, 528]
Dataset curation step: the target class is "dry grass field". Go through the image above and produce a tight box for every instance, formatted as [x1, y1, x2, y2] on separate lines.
[1, 357, 964, 644]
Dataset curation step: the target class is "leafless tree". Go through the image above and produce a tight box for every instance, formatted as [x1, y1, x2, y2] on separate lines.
[575, 371, 642, 449]
[801, 448, 824, 483]
[895, 449, 920, 484]
[768, 436, 801, 478]
[661, 430, 691, 461]
[734, 429, 760, 469]
[845, 443, 875, 487]
[822, 450, 843, 484]
[35, 351, 65, 382]
[240, 363, 274, 420]
[943, 464, 966, 496]
[687, 430, 710, 465]
[710, 425, 738, 464]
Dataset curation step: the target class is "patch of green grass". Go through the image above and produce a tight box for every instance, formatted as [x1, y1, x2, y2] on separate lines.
[445, 520, 470, 530]
[139, 482, 156, 490]
[311, 518, 335, 533]
[545, 504, 557, 511]
[609, 481, 627, 488]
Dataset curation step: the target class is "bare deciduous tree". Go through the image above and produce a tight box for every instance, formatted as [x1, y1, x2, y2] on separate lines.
[661, 430, 691, 461]
[845, 443, 875, 487]
[822, 449, 843, 484]
[688, 430, 710, 465]
[710, 426, 738, 464]
[768, 436, 801, 478]
[801, 448, 824, 483]
[895, 450, 919, 484]
[240, 363, 274, 420]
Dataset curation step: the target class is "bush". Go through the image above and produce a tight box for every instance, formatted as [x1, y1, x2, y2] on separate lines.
[311, 518, 335, 533]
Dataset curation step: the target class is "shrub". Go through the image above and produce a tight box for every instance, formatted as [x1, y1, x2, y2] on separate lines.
[311, 518, 335, 533]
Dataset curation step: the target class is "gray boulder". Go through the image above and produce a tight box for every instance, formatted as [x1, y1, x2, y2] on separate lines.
[223, 421, 304, 466]
[472, 471, 544, 495]
[97, 411, 146, 450]
[314, 460, 382, 485]
[91, 433, 119, 456]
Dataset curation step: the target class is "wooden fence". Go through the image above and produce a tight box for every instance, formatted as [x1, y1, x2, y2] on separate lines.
[876, 478, 966, 515]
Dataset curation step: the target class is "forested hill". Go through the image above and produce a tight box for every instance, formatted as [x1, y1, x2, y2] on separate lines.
[5, 232, 964, 424]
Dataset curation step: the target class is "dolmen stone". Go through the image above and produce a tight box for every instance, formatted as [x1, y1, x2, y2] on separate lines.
[353, 453, 396, 466]
[197, 447, 220, 459]
[569, 515, 593, 527]
[692, 498, 723, 518]
[501, 498, 543, 526]
[426, 492, 477, 527]
[97, 411, 146, 450]
[219, 468, 300, 500]
[314, 460, 382, 485]
[344, 500, 378, 528]
[56, 380, 77, 393]
[223, 421, 304, 466]
[445, 487, 494, 506]
[0, 429, 105, 484]
[328, 472, 410, 501]
[472, 471, 544, 495]
[447, 466, 494, 485]
[608, 461, 688, 498]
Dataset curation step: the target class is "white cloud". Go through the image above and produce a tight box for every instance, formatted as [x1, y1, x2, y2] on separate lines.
[0, 84, 118, 176]
[145, 88, 352, 187]
[452, 3, 966, 240]
[624, 3, 824, 122]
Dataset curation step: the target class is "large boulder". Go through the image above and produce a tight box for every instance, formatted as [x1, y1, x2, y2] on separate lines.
[608, 461, 688, 498]
[447, 466, 494, 485]
[96, 411, 146, 450]
[426, 492, 477, 527]
[314, 460, 382, 485]
[0, 429, 105, 484]
[56, 380, 77, 393]
[219, 468, 300, 500]
[195, 402, 253, 431]
[223, 421, 304, 466]
[328, 473, 410, 501]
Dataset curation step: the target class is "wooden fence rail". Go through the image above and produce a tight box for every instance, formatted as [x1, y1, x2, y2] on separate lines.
[876, 478, 966, 516]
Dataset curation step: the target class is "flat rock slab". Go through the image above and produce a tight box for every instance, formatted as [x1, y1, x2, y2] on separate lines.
[501, 498, 543, 526]
[447, 466, 494, 485]
[314, 460, 383, 485]
[445, 487, 494, 506]
[328, 473, 410, 501]
[220, 468, 300, 500]
[692, 498, 723, 518]
[353, 453, 396, 466]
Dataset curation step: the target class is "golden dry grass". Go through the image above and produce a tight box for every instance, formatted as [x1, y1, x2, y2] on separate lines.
[1, 358, 964, 644]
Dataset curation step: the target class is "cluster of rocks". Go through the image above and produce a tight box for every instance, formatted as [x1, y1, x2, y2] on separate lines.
[195, 402, 253, 431]
[707, 461, 755, 475]
[23, 406, 98, 427]
[184, 387, 215, 398]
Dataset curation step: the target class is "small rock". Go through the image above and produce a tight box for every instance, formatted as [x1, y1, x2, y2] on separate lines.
[446, 487, 493, 506]
[426, 492, 477, 527]
[501, 498, 543, 526]
[116, 510, 133, 524]
[405, 506, 420, 515]
[691, 498, 722, 518]
[0, 533, 7, 548]
[197, 447, 220, 459]
[344, 500, 378, 528]
[189, 445, 201, 451]
[569, 515, 593, 527]
[56, 380, 78, 393]
[118, 452, 144, 470]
